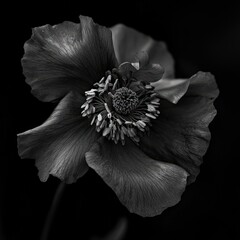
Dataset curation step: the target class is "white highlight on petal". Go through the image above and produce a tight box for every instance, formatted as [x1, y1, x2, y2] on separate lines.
[46, 36, 79, 56]
[131, 62, 140, 70]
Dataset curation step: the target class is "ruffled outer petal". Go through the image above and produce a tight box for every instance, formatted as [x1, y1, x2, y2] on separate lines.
[17, 92, 99, 183]
[111, 24, 174, 78]
[22, 15, 117, 102]
[140, 72, 219, 184]
[85, 138, 188, 217]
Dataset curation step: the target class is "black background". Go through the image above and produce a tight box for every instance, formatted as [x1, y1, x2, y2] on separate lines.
[1, 1, 240, 239]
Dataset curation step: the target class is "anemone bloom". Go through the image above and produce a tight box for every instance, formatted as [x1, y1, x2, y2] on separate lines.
[18, 15, 219, 217]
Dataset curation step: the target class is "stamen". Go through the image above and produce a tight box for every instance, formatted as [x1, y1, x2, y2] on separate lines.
[151, 101, 160, 105]
[112, 79, 118, 90]
[136, 120, 146, 129]
[145, 113, 157, 119]
[147, 104, 156, 112]
[145, 84, 154, 90]
[102, 127, 111, 137]
[121, 126, 127, 135]
[97, 113, 102, 122]
[100, 119, 107, 129]
[80, 68, 161, 145]
[116, 118, 122, 125]
[91, 115, 96, 125]
[104, 103, 111, 113]
[99, 76, 105, 83]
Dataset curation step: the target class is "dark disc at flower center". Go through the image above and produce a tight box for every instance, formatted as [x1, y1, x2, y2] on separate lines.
[112, 87, 139, 115]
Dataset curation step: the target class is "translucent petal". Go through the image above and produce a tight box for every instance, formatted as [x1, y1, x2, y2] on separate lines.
[18, 92, 99, 183]
[151, 78, 190, 103]
[140, 72, 219, 184]
[111, 24, 174, 78]
[86, 138, 188, 217]
[22, 16, 117, 102]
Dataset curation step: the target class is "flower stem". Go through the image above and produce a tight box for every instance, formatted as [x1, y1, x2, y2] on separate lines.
[40, 182, 66, 240]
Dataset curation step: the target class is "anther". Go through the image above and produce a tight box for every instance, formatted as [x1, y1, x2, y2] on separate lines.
[104, 103, 111, 113]
[97, 113, 102, 122]
[91, 115, 96, 125]
[145, 113, 157, 119]
[81, 68, 161, 145]
[147, 104, 156, 112]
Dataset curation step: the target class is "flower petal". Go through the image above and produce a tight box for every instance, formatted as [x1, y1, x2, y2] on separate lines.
[118, 62, 137, 78]
[17, 92, 99, 183]
[140, 71, 219, 184]
[133, 63, 164, 83]
[132, 51, 164, 83]
[22, 15, 117, 102]
[111, 24, 174, 78]
[151, 78, 190, 103]
[185, 71, 220, 98]
[134, 51, 149, 68]
[85, 138, 188, 217]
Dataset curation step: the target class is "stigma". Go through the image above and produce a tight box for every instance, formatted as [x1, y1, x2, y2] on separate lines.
[112, 87, 139, 114]
[81, 67, 160, 145]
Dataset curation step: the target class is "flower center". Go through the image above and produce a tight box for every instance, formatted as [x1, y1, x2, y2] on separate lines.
[112, 87, 139, 115]
[81, 68, 160, 145]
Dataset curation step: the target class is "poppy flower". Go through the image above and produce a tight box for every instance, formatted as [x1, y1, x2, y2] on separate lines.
[17, 15, 219, 217]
